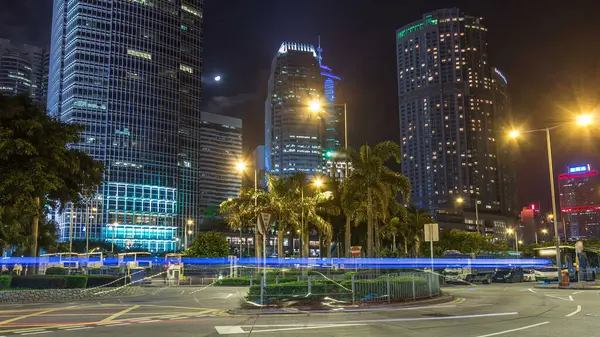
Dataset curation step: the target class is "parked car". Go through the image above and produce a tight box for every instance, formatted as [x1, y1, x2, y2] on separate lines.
[534, 266, 560, 281]
[523, 269, 537, 282]
[492, 267, 524, 283]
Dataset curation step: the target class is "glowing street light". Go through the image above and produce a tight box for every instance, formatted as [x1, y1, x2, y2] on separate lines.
[508, 129, 520, 139]
[541, 229, 549, 234]
[506, 228, 514, 234]
[236, 160, 247, 173]
[506, 228, 519, 254]
[313, 177, 323, 188]
[309, 100, 322, 113]
[456, 197, 464, 204]
[577, 114, 592, 126]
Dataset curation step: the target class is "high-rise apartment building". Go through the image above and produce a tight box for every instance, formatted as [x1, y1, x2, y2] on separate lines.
[559, 164, 600, 239]
[198, 112, 242, 221]
[397, 8, 505, 212]
[0, 39, 49, 104]
[265, 42, 324, 176]
[48, 0, 204, 252]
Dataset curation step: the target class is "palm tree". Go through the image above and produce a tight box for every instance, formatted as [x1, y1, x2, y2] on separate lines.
[341, 180, 360, 257]
[346, 141, 410, 257]
[398, 206, 433, 256]
[267, 173, 302, 257]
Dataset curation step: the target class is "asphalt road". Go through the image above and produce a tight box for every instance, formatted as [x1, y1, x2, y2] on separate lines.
[0, 283, 598, 336]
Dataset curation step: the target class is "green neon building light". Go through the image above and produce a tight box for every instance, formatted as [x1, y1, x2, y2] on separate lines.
[397, 15, 438, 39]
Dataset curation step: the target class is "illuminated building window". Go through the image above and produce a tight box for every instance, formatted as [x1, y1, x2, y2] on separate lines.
[127, 49, 152, 60]
[180, 64, 193, 74]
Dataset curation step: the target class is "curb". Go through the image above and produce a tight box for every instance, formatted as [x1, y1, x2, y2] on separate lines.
[228, 294, 454, 315]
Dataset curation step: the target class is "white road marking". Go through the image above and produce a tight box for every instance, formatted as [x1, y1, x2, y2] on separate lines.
[64, 327, 94, 331]
[528, 288, 536, 293]
[566, 305, 582, 317]
[194, 297, 201, 304]
[20, 331, 51, 336]
[214, 312, 519, 334]
[137, 320, 162, 324]
[572, 291, 583, 295]
[503, 287, 508, 291]
[58, 326, 84, 329]
[169, 317, 188, 320]
[474, 321, 549, 337]
[104, 323, 131, 327]
[544, 294, 573, 301]
[180, 291, 185, 295]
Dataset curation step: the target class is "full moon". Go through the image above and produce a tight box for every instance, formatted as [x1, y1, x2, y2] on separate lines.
[214, 76, 221, 82]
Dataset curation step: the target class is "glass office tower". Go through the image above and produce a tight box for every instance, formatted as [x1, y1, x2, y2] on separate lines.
[48, 0, 204, 252]
[0, 39, 49, 104]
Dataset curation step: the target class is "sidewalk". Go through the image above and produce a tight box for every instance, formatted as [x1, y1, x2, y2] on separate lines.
[229, 294, 454, 315]
[535, 280, 600, 290]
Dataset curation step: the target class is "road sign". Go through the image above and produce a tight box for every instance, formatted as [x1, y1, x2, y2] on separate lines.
[350, 246, 361, 257]
[257, 212, 272, 235]
[424, 223, 439, 242]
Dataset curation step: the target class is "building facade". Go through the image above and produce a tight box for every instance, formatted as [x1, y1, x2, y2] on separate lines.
[559, 164, 600, 239]
[265, 42, 324, 176]
[198, 111, 242, 221]
[48, 0, 204, 252]
[0, 39, 49, 104]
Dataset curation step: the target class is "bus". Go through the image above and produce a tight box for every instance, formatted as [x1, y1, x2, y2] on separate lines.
[534, 245, 598, 281]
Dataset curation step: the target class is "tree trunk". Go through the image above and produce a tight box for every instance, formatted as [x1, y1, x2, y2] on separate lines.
[374, 221, 380, 257]
[345, 216, 351, 257]
[302, 226, 309, 258]
[404, 237, 408, 255]
[277, 229, 284, 257]
[367, 187, 373, 257]
[255, 231, 261, 259]
[392, 235, 396, 252]
[30, 197, 40, 275]
[326, 238, 332, 258]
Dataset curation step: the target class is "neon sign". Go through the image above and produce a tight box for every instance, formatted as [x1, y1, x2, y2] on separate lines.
[397, 15, 438, 39]
[569, 164, 590, 173]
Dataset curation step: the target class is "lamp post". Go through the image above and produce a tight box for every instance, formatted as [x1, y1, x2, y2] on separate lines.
[536, 228, 549, 244]
[236, 160, 258, 257]
[456, 197, 481, 235]
[185, 219, 194, 250]
[309, 101, 349, 178]
[300, 177, 324, 258]
[506, 228, 519, 255]
[109, 223, 117, 253]
[509, 113, 593, 281]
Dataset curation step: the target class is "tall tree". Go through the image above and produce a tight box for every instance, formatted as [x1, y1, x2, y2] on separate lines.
[186, 231, 230, 257]
[0, 95, 104, 258]
[346, 141, 410, 257]
[401, 206, 433, 257]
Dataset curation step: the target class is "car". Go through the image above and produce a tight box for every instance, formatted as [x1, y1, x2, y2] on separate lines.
[534, 266, 560, 281]
[492, 267, 524, 283]
[523, 269, 537, 282]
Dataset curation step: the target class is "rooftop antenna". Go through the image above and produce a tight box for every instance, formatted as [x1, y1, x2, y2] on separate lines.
[317, 36, 323, 65]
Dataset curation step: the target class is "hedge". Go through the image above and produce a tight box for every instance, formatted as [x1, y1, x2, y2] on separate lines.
[214, 276, 298, 286]
[86, 275, 128, 288]
[45, 267, 66, 275]
[11, 276, 91, 289]
[0, 276, 11, 289]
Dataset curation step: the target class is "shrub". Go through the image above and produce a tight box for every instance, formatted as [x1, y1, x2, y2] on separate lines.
[11, 276, 68, 289]
[86, 275, 128, 288]
[214, 276, 298, 286]
[0, 275, 11, 289]
[45, 267, 66, 275]
[65, 276, 87, 288]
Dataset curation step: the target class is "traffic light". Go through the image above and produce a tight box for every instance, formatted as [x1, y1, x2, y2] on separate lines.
[325, 151, 333, 158]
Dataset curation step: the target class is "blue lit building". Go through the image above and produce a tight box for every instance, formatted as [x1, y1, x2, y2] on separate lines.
[316, 40, 347, 180]
[48, 0, 204, 252]
[265, 42, 324, 176]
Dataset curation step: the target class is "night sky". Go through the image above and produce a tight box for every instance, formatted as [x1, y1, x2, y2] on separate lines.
[2, 0, 599, 214]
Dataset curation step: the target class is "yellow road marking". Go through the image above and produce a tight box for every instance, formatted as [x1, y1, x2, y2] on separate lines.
[102, 305, 141, 322]
[0, 306, 77, 326]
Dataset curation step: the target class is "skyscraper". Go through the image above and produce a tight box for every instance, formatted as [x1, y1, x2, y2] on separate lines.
[0, 39, 49, 104]
[48, 0, 204, 252]
[397, 8, 504, 211]
[198, 112, 242, 221]
[559, 164, 600, 239]
[265, 42, 324, 176]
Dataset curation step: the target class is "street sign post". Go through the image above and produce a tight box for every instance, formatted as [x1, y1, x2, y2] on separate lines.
[350, 246, 361, 272]
[576, 240, 583, 282]
[424, 223, 439, 271]
[259, 212, 272, 304]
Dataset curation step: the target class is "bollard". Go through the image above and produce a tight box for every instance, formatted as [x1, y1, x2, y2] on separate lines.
[308, 276, 311, 294]
[387, 273, 391, 303]
[428, 272, 432, 297]
[412, 273, 416, 300]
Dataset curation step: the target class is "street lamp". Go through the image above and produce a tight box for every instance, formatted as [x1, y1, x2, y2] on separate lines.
[236, 159, 258, 257]
[108, 223, 117, 253]
[509, 114, 594, 280]
[456, 196, 482, 235]
[185, 219, 194, 250]
[506, 228, 519, 255]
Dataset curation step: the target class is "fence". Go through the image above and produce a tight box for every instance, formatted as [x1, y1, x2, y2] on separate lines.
[246, 271, 440, 305]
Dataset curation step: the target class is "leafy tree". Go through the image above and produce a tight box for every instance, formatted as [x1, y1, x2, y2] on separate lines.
[0, 95, 104, 258]
[186, 231, 230, 257]
[345, 141, 410, 257]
